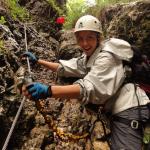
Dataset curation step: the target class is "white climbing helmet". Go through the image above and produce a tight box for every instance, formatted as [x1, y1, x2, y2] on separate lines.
[74, 15, 102, 34]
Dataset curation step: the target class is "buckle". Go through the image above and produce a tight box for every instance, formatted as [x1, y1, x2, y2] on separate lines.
[131, 120, 139, 129]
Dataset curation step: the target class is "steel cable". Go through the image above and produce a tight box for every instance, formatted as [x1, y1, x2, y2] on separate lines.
[2, 24, 31, 150]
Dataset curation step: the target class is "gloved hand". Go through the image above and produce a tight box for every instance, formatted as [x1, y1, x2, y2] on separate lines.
[22, 52, 39, 64]
[26, 82, 52, 100]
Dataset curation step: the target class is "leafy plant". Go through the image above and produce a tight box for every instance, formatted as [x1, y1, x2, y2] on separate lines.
[0, 16, 6, 24]
[64, 0, 139, 29]
[6, 0, 30, 21]
[64, 0, 87, 29]
[86, 0, 138, 17]
[46, 0, 64, 16]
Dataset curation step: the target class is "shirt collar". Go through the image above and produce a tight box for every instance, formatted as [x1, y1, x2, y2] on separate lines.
[84, 46, 102, 68]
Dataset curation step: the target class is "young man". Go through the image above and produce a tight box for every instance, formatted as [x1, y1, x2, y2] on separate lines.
[22, 15, 150, 149]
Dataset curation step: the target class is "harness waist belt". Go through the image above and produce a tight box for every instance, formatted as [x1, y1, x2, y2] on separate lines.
[112, 116, 143, 130]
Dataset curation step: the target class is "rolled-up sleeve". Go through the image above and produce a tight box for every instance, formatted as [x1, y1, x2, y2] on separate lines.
[57, 56, 87, 78]
[75, 52, 125, 104]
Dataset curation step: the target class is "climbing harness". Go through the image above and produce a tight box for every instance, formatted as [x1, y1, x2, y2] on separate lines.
[2, 24, 32, 150]
[96, 106, 111, 147]
[85, 104, 111, 147]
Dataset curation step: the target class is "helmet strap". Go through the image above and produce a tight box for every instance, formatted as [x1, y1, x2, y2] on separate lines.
[96, 33, 100, 48]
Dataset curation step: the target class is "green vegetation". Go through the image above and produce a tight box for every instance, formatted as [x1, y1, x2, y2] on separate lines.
[46, 0, 64, 16]
[0, 40, 5, 53]
[64, 0, 138, 29]
[86, 0, 138, 16]
[64, 0, 87, 29]
[95, 0, 137, 7]
[0, 16, 6, 24]
[6, 0, 30, 21]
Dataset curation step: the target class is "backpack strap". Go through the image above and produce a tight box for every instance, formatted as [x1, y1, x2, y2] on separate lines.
[139, 83, 150, 99]
[139, 83, 150, 93]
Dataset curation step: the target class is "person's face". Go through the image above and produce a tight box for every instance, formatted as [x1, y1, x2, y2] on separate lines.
[76, 31, 98, 56]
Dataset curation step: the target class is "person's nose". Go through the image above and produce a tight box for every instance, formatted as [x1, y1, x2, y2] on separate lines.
[82, 39, 88, 47]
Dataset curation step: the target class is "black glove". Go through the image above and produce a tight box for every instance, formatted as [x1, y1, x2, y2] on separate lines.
[22, 52, 39, 64]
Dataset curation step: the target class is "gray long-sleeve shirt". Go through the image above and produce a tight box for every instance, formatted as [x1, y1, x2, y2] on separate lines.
[57, 38, 150, 114]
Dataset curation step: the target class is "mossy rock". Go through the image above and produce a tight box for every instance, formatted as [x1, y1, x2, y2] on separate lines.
[101, 0, 150, 57]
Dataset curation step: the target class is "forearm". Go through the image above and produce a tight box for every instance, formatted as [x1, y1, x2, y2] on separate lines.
[37, 59, 60, 72]
[51, 84, 81, 99]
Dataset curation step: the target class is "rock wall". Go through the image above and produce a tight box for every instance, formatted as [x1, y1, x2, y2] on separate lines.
[100, 0, 150, 57]
[19, 0, 65, 38]
[0, 2, 59, 149]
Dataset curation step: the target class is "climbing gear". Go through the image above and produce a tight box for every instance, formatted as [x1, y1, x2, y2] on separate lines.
[2, 24, 33, 150]
[133, 83, 150, 147]
[36, 100, 89, 141]
[116, 43, 150, 144]
[112, 116, 143, 130]
[22, 51, 39, 65]
[97, 106, 111, 146]
[124, 45, 150, 99]
[74, 15, 102, 34]
[55, 126, 89, 140]
[85, 104, 111, 147]
[27, 82, 52, 100]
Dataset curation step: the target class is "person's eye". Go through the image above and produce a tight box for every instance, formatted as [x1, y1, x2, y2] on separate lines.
[77, 37, 83, 42]
[87, 36, 95, 40]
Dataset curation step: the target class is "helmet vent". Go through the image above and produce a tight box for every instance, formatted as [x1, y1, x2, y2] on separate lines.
[74, 15, 102, 33]
[78, 22, 83, 28]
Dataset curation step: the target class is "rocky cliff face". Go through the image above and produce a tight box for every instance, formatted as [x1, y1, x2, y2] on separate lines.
[18, 0, 65, 39]
[0, 0, 149, 150]
[100, 0, 150, 57]
[0, 1, 61, 149]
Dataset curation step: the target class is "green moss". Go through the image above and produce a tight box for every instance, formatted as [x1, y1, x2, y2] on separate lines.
[6, 0, 30, 21]
[46, 0, 64, 16]
[0, 16, 7, 24]
[0, 40, 6, 54]
[64, 0, 87, 29]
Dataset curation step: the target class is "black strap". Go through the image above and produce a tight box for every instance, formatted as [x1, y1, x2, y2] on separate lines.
[112, 116, 143, 130]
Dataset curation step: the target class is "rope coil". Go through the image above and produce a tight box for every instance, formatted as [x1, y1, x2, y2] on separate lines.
[36, 100, 89, 141]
